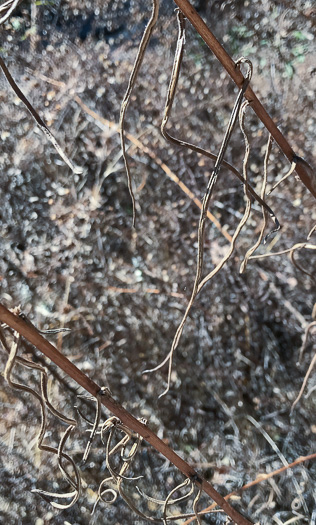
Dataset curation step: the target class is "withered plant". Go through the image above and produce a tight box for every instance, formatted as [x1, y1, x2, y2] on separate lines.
[0, 0, 315, 524]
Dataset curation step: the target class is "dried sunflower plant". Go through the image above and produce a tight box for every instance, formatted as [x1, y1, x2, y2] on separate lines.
[0, 0, 315, 524]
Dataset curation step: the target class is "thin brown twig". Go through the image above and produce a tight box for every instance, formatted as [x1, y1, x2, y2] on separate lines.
[182, 454, 316, 524]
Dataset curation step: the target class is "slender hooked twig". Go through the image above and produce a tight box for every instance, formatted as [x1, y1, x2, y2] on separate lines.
[240, 134, 272, 273]
[0, 55, 82, 173]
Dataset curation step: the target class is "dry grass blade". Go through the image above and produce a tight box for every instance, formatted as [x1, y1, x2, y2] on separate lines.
[144, 61, 253, 397]
[119, 0, 160, 226]
[161, 11, 279, 234]
[0, 55, 82, 173]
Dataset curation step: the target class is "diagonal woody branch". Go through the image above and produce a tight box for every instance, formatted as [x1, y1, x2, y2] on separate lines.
[173, 0, 316, 198]
[0, 303, 252, 525]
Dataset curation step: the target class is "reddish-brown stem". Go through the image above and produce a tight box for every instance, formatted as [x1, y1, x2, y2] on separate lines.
[173, 0, 316, 198]
[0, 304, 252, 525]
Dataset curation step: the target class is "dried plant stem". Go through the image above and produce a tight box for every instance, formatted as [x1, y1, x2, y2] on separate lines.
[267, 158, 297, 195]
[144, 60, 253, 397]
[182, 453, 316, 524]
[249, 242, 316, 261]
[2, 328, 80, 508]
[299, 320, 316, 363]
[240, 134, 272, 273]
[292, 353, 316, 411]
[162, 12, 279, 233]
[173, 0, 316, 198]
[119, 0, 159, 226]
[0, 304, 253, 525]
[0, 56, 81, 173]
[0, 0, 20, 25]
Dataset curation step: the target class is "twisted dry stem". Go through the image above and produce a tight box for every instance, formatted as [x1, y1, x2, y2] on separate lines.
[0, 304, 253, 525]
[240, 134, 272, 273]
[0, 0, 21, 25]
[1, 325, 80, 508]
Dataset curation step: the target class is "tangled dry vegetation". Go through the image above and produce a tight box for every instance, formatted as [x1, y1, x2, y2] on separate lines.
[0, 0, 315, 524]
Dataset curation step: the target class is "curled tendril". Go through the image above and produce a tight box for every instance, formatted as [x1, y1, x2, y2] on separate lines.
[1, 328, 80, 509]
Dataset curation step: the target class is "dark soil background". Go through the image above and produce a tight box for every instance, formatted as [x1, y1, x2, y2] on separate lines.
[0, 0, 315, 524]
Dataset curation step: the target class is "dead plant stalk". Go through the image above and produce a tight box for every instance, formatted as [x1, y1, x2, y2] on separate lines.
[0, 303, 253, 525]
